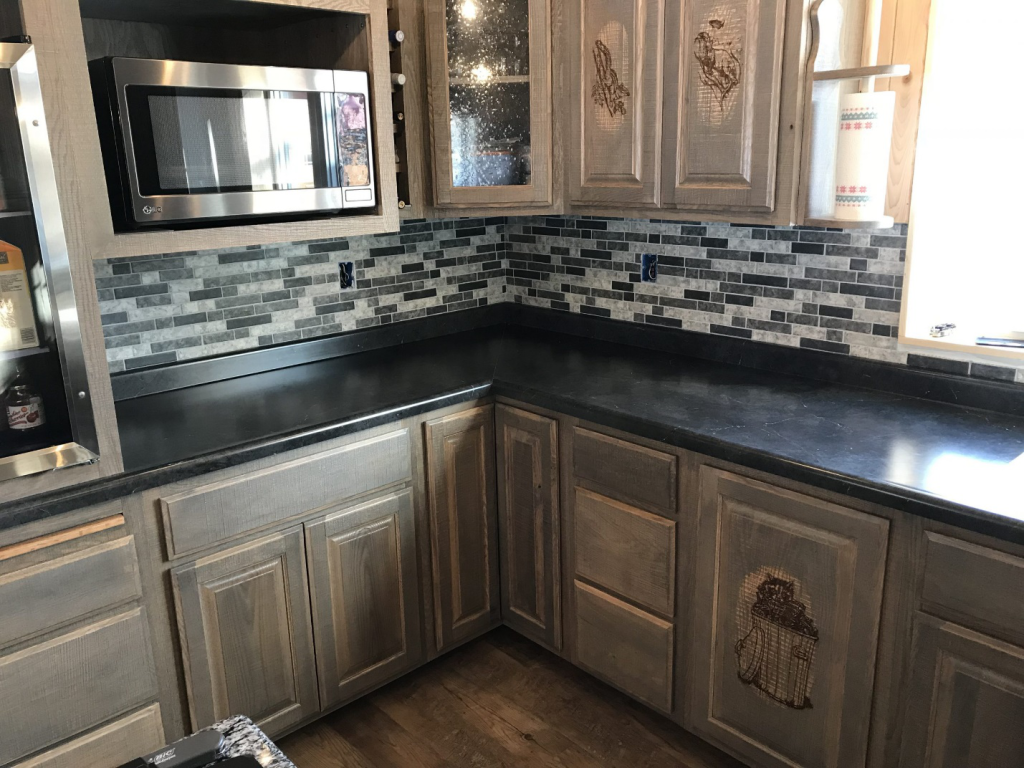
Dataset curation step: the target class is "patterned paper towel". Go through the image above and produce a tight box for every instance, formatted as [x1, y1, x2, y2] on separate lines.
[832, 91, 896, 221]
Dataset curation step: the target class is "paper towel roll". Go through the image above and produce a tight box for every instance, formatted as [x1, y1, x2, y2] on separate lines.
[832, 91, 895, 221]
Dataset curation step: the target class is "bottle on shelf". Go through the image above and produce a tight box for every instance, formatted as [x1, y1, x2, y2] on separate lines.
[0, 240, 40, 352]
[389, 29, 405, 45]
[4, 365, 45, 432]
[391, 73, 407, 87]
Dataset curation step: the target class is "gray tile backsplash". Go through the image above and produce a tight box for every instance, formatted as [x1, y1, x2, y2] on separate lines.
[94, 214, 1024, 386]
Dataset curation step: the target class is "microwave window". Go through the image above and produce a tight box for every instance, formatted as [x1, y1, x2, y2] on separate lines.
[126, 86, 339, 195]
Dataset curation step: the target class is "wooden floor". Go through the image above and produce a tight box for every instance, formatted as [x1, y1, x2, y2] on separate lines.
[278, 627, 744, 768]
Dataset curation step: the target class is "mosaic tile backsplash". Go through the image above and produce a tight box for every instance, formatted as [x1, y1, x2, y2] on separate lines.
[95, 218, 505, 373]
[95, 214, 1024, 385]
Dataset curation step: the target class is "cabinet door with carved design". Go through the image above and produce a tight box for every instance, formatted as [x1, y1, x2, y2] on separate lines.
[569, 0, 664, 206]
[661, 0, 786, 212]
[689, 469, 888, 768]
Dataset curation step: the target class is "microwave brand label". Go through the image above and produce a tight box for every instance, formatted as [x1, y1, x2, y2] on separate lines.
[142, 205, 162, 215]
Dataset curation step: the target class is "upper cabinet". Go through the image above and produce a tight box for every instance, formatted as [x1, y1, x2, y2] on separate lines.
[425, 0, 553, 207]
[661, 0, 788, 212]
[568, 0, 664, 207]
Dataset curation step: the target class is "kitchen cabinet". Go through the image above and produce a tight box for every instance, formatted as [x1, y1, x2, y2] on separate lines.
[495, 405, 560, 651]
[899, 614, 1024, 768]
[567, 426, 678, 712]
[689, 468, 888, 768]
[424, 0, 552, 207]
[661, 0, 788, 212]
[171, 527, 319, 737]
[424, 405, 501, 651]
[305, 490, 423, 709]
[567, 0, 664, 206]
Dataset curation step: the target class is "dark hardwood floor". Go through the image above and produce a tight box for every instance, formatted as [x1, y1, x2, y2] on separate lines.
[277, 627, 744, 767]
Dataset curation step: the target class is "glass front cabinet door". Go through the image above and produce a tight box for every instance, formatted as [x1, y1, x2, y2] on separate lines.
[425, 0, 552, 207]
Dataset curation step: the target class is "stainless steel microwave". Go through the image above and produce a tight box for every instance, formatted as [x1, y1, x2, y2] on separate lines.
[90, 57, 376, 228]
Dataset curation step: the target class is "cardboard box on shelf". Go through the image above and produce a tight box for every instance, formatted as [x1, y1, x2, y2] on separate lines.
[0, 240, 39, 352]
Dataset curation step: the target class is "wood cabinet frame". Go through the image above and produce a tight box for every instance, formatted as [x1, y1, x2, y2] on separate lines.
[424, 0, 553, 207]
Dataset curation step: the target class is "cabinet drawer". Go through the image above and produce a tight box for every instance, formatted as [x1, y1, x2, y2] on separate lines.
[573, 428, 676, 515]
[574, 580, 674, 713]
[161, 429, 411, 556]
[0, 609, 157, 766]
[575, 488, 675, 616]
[14, 705, 164, 768]
[923, 532, 1024, 643]
[0, 536, 141, 648]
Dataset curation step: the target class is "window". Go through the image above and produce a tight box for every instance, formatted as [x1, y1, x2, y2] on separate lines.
[900, 0, 1024, 362]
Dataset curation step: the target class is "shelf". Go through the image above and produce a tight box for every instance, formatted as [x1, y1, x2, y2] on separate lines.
[0, 211, 32, 220]
[813, 64, 911, 82]
[804, 216, 896, 230]
[450, 75, 530, 86]
[0, 346, 49, 362]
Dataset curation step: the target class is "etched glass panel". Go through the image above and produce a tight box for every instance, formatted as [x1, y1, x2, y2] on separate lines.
[446, 0, 532, 187]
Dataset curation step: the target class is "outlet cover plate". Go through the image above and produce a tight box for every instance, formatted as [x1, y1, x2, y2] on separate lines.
[641, 253, 658, 283]
[339, 261, 354, 289]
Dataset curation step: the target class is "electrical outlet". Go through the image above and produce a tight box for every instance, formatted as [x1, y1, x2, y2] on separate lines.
[641, 253, 658, 283]
[339, 261, 354, 289]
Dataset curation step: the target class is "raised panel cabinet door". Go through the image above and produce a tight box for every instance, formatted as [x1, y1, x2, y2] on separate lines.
[495, 405, 560, 650]
[569, 0, 664, 205]
[900, 615, 1024, 768]
[425, 406, 501, 651]
[424, 0, 553, 207]
[171, 527, 318, 737]
[690, 469, 889, 768]
[661, 0, 787, 211]
[305, 490, 423, 709]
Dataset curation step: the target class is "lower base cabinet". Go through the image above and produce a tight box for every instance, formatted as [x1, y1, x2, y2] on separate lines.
[305, 490, 423, 709]
[171, 528, 319, 737]
[900, 614, 1024, 768]
[14, 705, 165, 768]
[689, 469, 889, 768]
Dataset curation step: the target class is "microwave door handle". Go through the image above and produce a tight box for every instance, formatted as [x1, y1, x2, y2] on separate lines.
[312, 90, 340, 189]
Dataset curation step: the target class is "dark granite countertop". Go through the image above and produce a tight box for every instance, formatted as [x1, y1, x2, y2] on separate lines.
[4, 324, 1024, 543]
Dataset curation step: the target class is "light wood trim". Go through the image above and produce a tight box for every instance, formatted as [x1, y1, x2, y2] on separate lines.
[0, 514, 124, 562]
[813, 64, 909, 81]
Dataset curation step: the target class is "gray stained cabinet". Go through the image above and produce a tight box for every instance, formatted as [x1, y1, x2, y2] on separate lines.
[495, 405, 561, 651]
[424, 406, 501, 651]
[900, 614, 1024, 768]
[568, 0, 665, 207]
[661, 0, 787, 212]
[690, 468, 889, 768]
[305, 490, 423, 709]
[171, 527, 319, 737]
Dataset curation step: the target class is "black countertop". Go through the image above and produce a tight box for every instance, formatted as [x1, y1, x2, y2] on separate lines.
[5, 323, 1024, 542]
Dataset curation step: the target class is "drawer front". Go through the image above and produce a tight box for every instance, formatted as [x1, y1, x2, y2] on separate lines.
[573, 428, 676, 515]
[0, 536, 142, 648]
[15, 705, 164, 768]
[162, 429, 411, 556]
[575, 488, 676, 616]
[574, 580, 674, 713]
[922, 532, 1024, 643]
[0, 609, 157, 766]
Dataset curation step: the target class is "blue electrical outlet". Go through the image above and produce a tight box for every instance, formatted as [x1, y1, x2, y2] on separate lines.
[339, 261, 355, 289]
[641, 253, 658, 283]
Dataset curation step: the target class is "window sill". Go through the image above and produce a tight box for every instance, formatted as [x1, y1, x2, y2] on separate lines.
[899, 332, 1024, 369]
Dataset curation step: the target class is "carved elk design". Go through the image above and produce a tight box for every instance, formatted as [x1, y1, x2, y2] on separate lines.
[735, 575, 819, 710]
[591, 39, 630, 118]
[693, 18, 743, 113]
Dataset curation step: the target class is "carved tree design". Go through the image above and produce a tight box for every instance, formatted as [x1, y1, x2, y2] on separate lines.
[735, 575, 819, 710]
[693, 18, 743, 113]
[591, 39, 630, 118]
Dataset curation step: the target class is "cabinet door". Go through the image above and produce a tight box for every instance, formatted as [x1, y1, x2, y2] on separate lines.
[495, 405, 560, 650]
[900, 615, 1024, 768]
[689, 469, 888, 768]
[661, 0, 786, 212]
[568, 0, 664, 206]
[305, 490, 423, 709]
[425, 406, 500, 651]
[172, 528, 318, 737]
[424, 0, 552, 207]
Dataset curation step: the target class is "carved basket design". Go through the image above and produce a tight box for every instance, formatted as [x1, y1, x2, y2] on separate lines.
[735, 575, 819, 709]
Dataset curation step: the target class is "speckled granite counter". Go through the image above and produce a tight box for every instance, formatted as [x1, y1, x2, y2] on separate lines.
[204, 715, 294, 768]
